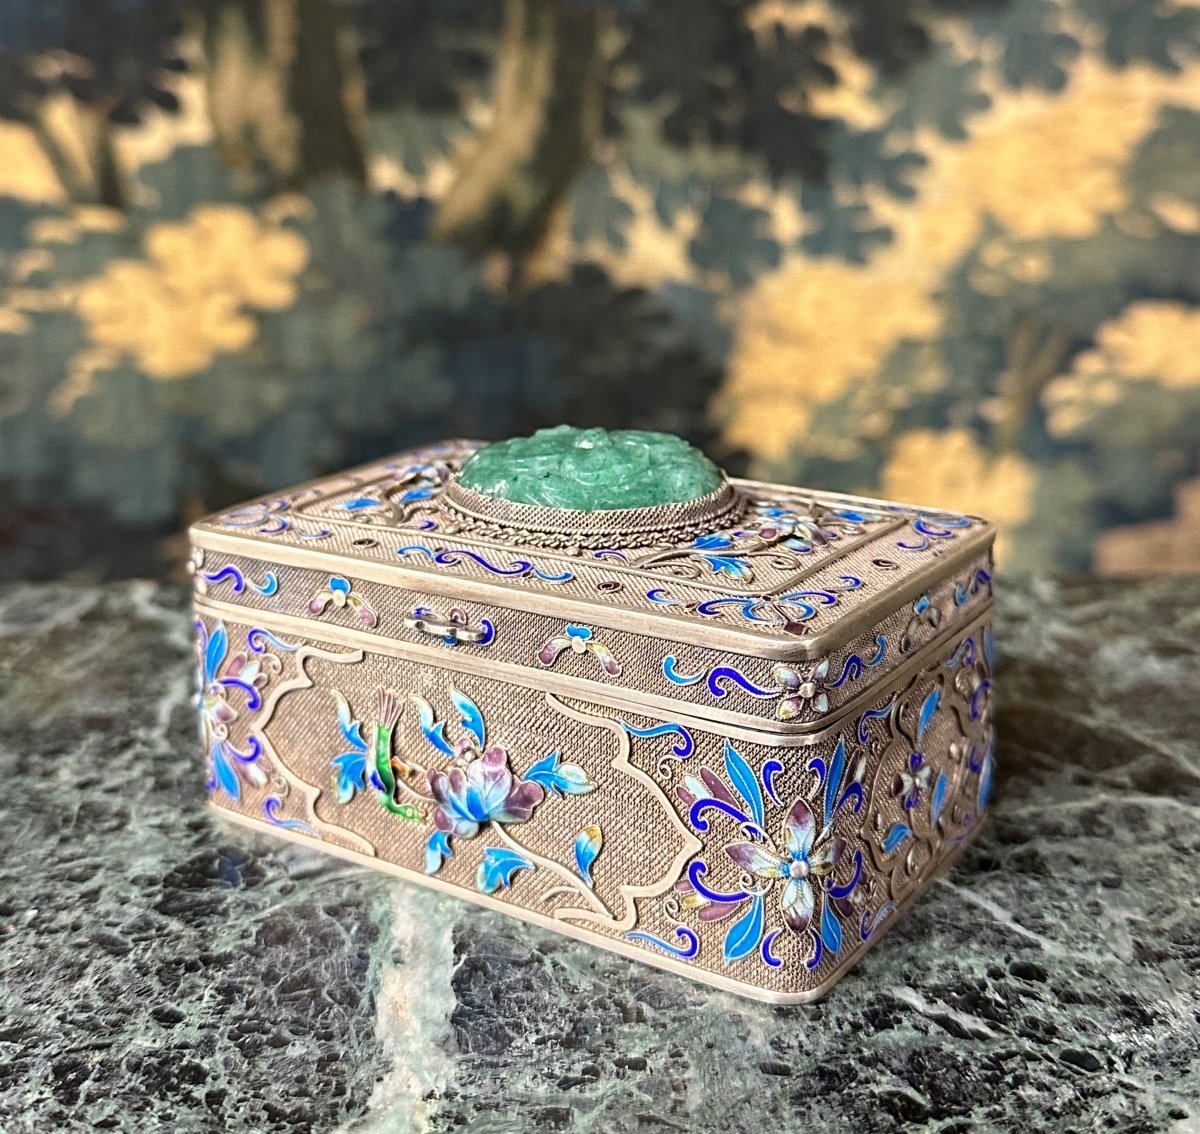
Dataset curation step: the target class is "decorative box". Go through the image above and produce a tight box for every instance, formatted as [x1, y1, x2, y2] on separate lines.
[190, 432, 995, 1004]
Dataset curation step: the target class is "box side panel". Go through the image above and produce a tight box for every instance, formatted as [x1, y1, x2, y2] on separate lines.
[195, 598, 994, 1003]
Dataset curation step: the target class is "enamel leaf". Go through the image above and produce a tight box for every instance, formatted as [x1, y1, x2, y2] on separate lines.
[574, 826, 603, 888]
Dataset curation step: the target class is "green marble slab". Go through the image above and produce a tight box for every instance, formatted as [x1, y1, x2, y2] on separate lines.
[0, 577, 1197, 1133]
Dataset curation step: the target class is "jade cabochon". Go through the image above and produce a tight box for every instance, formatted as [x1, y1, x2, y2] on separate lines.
[456, 425, 724, 510]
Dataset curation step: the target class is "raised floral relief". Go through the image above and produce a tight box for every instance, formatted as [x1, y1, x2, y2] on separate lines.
[774, 660, 832, 719]
[674, 737, 868, 968]
[322, 684, 603, 899]
[427, 748, 544, 839]
[639, 644, 995, 976]
[724, 799, 844, 937]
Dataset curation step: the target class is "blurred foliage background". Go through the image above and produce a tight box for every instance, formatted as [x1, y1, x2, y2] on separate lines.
[0, 0, 1198, 580]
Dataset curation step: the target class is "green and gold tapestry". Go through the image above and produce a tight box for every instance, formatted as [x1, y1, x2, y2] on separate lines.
[0, 0, 1197, 577]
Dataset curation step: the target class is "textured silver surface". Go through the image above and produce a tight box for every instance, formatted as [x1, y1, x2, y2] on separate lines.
[196, 604, 994, 1001]
[189, 547, 993, 734]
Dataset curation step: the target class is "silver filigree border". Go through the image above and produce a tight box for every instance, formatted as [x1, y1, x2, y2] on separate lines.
[437, 475, 747, 551]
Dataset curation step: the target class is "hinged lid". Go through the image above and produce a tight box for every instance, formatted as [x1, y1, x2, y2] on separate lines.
[191, 439, 994, 659]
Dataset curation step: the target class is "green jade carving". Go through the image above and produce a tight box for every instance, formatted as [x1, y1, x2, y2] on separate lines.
[457, 425, 723, 510]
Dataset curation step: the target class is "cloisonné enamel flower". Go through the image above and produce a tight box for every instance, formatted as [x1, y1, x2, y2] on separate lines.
[427, 748, 544, 839]
[309, 575, 379, 628]
[773, 659, 831, 718]
[413, 687, 598, 897]
[893, 751, 932, 810]
[724, 799, 843, 935]
[750, 505, 829, 553]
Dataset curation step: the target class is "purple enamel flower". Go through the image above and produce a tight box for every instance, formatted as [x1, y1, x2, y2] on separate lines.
[893, 751, 932, 810]
[773, 660, 831, 719]
[427, 747, 544, 839]
[724, 799, 843, 934]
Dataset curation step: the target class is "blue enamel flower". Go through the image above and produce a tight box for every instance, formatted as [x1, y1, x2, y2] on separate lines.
[724, 799, 843, 934]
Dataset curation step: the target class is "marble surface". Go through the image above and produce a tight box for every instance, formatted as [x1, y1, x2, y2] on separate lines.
[0, 577, 1197, 1133]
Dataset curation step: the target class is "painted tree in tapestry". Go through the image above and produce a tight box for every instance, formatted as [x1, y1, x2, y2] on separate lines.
[0, 0, 1197, 578]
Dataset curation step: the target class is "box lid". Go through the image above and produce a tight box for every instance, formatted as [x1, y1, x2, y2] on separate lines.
[190, 440, 993, 661]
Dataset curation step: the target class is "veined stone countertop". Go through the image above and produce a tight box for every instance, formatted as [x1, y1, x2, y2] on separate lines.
[0, 578, 1197, 1133]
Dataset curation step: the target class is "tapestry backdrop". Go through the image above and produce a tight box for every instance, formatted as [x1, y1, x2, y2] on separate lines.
[1, 0, 1198, 579]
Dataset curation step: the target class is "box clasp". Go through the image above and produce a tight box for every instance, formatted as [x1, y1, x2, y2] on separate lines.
[403, 606, 494, 645]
